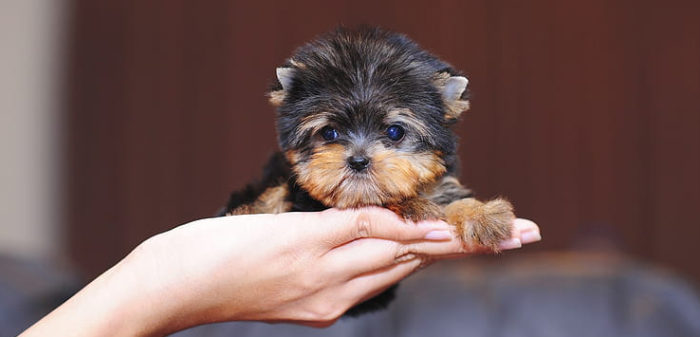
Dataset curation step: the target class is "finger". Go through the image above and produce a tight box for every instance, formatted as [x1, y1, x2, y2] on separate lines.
[436, 218, 542, 259]
[513, 218, 542, 244]
[257, 258, 423, 328]
[318, 207, 451, 248]
[323, 238, 395, 277]
[340, 257, 423, 307]
[323, 238, 420, 279]
[327, 237, 469, 275]
[326, 217, 542, 276]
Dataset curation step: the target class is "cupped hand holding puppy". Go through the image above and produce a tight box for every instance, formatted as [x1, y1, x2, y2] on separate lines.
[20, 207, 540, 337]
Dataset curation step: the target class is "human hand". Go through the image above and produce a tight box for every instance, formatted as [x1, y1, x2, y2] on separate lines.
[20, 207, 540, 337]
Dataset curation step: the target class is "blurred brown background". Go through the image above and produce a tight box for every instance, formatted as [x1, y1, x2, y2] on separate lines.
[61, 0, 699, 284]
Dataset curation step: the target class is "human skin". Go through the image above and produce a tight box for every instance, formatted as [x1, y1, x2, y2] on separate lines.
[19, 207, 540, 337]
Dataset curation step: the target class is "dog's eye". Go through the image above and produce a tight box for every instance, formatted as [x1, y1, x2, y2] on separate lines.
[321, 126, 339, 141]
[386, 125, 405, 141]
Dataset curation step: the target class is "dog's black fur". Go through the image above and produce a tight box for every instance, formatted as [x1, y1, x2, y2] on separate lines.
[219, 27, 514, 317]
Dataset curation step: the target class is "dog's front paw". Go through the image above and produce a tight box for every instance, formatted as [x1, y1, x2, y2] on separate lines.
[443, 198, 515, 252]
[387, 198, 443, 222]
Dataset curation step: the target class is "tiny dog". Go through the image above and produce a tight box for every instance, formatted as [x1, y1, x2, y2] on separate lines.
[220, 27, 515, 316]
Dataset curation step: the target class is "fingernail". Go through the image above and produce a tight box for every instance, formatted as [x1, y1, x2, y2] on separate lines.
[424, 230, 453, 241]
[520, 231, 542, 244]
[498, 238, 522, 250]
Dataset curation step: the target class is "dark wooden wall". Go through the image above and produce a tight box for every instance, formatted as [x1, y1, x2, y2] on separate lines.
[66, 0, 700, 284]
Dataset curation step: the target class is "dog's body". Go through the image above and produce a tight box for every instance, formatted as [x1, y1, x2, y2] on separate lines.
[220, 27, 515, 316]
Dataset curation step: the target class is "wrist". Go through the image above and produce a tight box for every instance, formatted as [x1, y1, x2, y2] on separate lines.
[83, 249, 173, 337]
[66, 239, 199, 337]
[107, 236, 204, 336]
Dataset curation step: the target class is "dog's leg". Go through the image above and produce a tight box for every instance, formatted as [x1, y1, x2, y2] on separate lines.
[387, 197, 443, 222]
[422, 176, 515, 251]
[228, 184, 292, 215]
[424, 176, 473, 206]
[387, 175, 472, 221]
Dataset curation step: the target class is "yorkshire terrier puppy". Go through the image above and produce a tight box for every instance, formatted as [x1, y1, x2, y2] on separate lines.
[220, 27, 515, 316]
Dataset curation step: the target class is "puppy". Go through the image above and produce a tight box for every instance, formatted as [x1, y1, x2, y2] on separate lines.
[220, 27, 515, 316]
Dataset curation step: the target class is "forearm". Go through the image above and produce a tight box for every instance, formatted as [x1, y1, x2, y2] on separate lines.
[20, 255, 166, 337]
[19, 215, 274, 337]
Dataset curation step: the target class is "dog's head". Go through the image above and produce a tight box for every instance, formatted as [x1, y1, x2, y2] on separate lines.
[269, 27, 471, 208]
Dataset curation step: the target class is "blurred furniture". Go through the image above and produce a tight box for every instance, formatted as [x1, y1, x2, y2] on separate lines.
[4, 252, 699, 336]
[172, 252, 700, 337]
[0, 255, 81, 337]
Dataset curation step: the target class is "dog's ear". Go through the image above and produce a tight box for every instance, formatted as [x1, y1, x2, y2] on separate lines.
[269, 60, 304, 106]
[276, 67, 295, 92]
[268, 67, 295, 106]
[434, 73, 470, 121]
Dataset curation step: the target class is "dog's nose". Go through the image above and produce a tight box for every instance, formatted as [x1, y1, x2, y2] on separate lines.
[347, 155, 370, 171]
